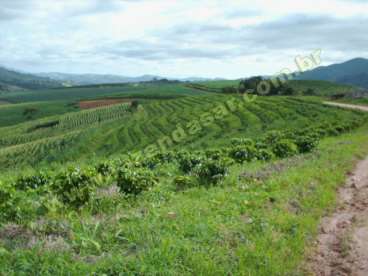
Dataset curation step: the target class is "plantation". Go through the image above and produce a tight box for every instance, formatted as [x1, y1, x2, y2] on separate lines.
[0, 82, 208, 103]
[0, 79, 368, 275]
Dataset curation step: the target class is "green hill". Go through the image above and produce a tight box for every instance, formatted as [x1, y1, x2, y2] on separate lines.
[297, 58, 368, 88]
[0, 66, 62, 90]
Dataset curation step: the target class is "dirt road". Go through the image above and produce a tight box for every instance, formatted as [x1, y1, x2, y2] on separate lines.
[310, 102, 368, 275]
[324, 102, 368, 112]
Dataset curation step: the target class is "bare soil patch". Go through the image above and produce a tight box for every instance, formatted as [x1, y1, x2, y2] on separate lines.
[308, 157, 368, 275]
[79, 99, 132, 109]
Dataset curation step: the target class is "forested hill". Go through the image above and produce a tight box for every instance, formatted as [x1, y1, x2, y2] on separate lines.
[0, 66, 61, 90]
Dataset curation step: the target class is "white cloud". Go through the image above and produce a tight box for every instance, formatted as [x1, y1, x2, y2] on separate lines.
[0, 0, 367, 78]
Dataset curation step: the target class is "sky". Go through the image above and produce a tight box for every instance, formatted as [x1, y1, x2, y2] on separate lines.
[0, 0, 367, 78]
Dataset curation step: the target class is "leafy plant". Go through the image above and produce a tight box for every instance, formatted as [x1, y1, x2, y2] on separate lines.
[174, 175, 196, 189]
[116, 167, 158, 195]
[293, 135, 319, 153]
[15, 172, 51, 190]
[229, 145, 258, 163]
[95, 162, 113, 176]
[194, 159, 228, 185]
[176, 152, 203, 173]
[52, 167, 96, 208]
[272, 139, 298, 158]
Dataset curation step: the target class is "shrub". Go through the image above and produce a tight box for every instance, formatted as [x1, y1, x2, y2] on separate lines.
[0, 182, 16, 221]
[52, 167, 96, 208]
[272, 139, 298, 158]
[293, 135, 319, 153]
[154, 152, 175, 163]
[116, 167, 158, 195]
[194, 159, 228, 185]
[176, 152, 203, 173]
[95, 162, 113, 176]
[141, 156, 160, 170]
[205, 149, 223, 160]
[256, 148, 275, 161]
[229, 145, 258, 163]
[15, 172, 51, 190]
[264, 130, 285, 144]
[230, 138, 255, 147]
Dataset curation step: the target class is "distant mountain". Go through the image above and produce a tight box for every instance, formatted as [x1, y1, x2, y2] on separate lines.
[37, 72, 223, 85]
[297, 58, 368, 88]
[37, 72, 167, 86]
[0, 66, 62, 90]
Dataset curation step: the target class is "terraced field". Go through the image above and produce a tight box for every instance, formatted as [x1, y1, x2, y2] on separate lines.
[0, 94, 364, 171]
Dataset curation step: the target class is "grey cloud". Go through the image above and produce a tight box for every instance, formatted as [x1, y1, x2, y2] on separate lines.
[98, 39, 242, 61]
[0, 0, 36, 21]
[164, 15, 368, 55]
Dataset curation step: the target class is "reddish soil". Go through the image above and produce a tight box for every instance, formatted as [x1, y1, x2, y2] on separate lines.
[79, 99, 132, 109]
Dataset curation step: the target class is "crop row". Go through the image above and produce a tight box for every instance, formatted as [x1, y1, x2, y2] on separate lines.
[0, 116, 365, 224]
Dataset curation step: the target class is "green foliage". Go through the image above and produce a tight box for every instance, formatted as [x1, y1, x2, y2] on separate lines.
[230, 138, 255, 147]
[52, 167, 96, 208]
[0, 181, 16, 221]
[95, 162, 113, 176]
[293, 134, 320, 153]
[256, 148, 275, 161]
[176, 152, 204, 174]
[272, 139, 299, 158]
[229, 145, 258, 163]
[116, 167, 158, 195]
[173, 175, 196, 189]
[15, 172, 51, 190]
[194, 159, 228, 185]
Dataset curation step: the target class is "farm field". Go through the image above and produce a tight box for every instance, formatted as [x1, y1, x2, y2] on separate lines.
[0, 83, 209, 103]
[0, 101, 79, 127]
[0, 79, 368, 275]
[3, 2, 368, 274]
[0, 92, 365, 170]
[79, 98, 133, 109]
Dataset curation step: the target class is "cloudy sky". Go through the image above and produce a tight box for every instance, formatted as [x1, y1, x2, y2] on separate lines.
[0, 0, 367, 78]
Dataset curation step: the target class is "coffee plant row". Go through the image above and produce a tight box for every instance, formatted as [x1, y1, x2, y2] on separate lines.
[0, 117, 364, 223]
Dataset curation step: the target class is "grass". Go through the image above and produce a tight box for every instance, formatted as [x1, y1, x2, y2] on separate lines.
[1, 122, 368, 275]
[0, 101, 79, 127]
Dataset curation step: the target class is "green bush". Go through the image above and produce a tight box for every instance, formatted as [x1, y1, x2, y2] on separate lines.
[194, 159, 228, 185]
[15, 172, 51, 190]
[264, 131, 285, 144]
[116, 167, 158, 195]
[205, 149, 223, 160]
[230, 138, 255, 147]
[52, 167, 96, 208]
[95, 162, 113, 176]
[154, 152, 175, 163]
[0, 182, 17, 222]
[293, 135, 319, 153]
[229, 145, 258, 163]
[256, 148, 275, 161]
[176, 152, 203, 173]
[272, 139, 298, 158]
